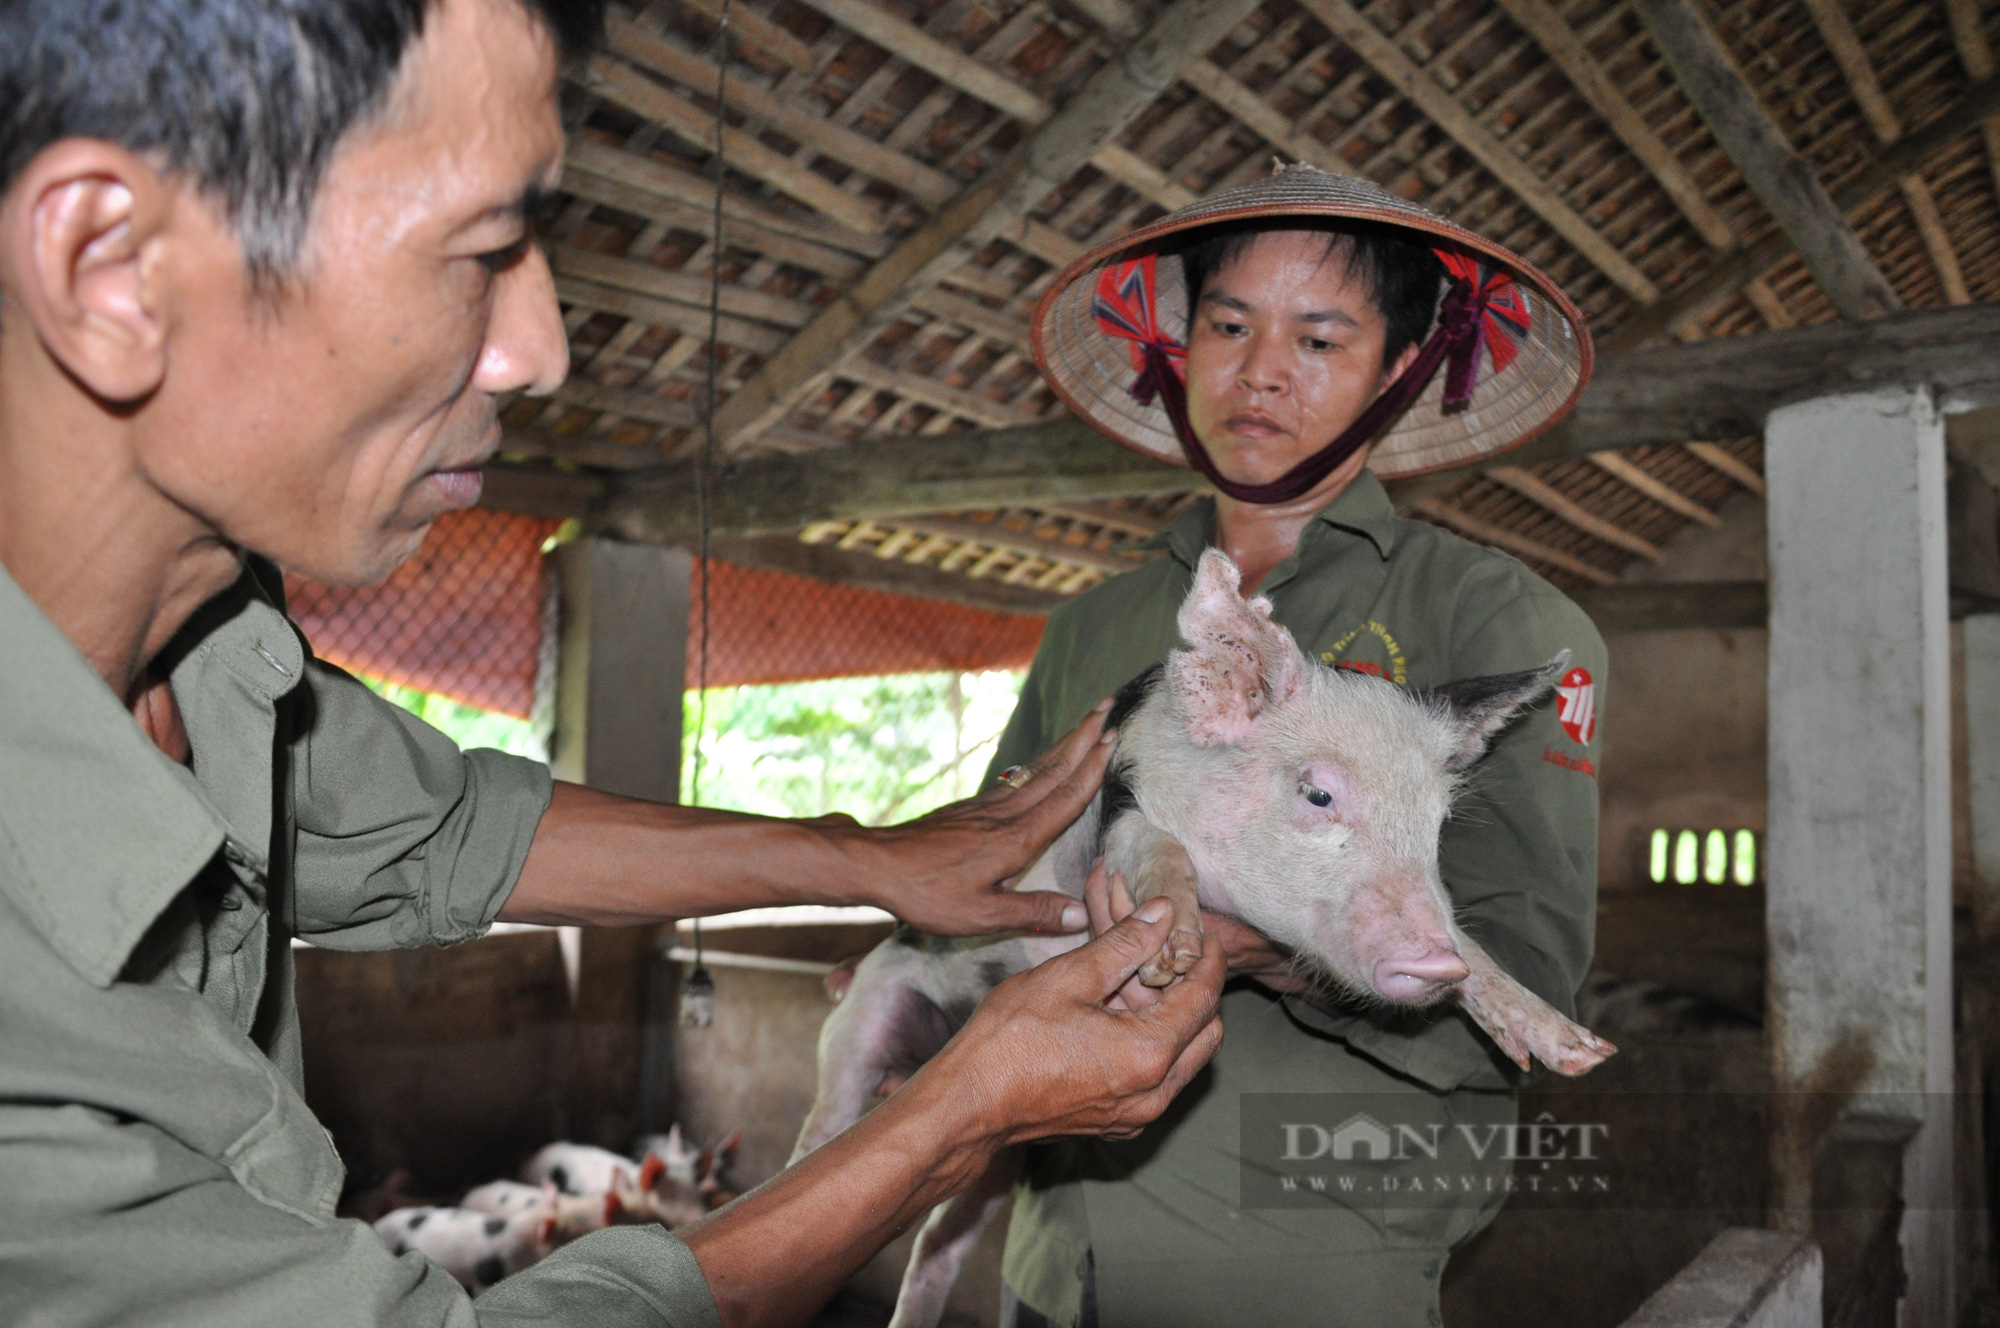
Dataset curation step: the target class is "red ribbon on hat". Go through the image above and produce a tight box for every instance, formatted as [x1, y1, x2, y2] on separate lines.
[1089, 248, 1528, 504]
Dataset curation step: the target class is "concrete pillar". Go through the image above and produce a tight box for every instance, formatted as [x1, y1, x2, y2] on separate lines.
[550, 539, 691, 801]
[1966, 615, 2000, 936]
[1765, 387, 1953, 1324]
[548, 538, 692, 1146]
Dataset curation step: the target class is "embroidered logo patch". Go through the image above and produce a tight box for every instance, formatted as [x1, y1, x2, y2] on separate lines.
[1555, 666, 1596, 746]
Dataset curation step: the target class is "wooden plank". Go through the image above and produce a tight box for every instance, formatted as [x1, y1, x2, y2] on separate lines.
[1587, 451, 1722, 526]
[791, 0, 1201, 214]
[677, 0, 819, 76]
[1488, 0, 1736, 249]
[1944, 0, 2000, 211]
[560, 166, 870, 281]
[839, 361, 1044, 428]
[1741, 278, 1795, 328]
[596, 418, 1195, 543]
[705, 0, 1268, 451]
[604, 16, 961, 208]
[1180, 60, 1364, 183]
[554, 274, 789, 353]
[564, 138, 886, 257]
[1599, 73, 2000, 352]
[500, 427, 664, 470]
[1897, 174, 1973, 305]
[1486, 465, 1663, 559]
[865, 513, 1150, 573]
[547, 375, 700, 428]
[707, 533, 1066, 612]
[1629, 0, 1900, 323]
[1798, 0, 1901, 142]
[793, 0, 1050, 123]
[551, 243, 815, 327]
[1410, 498, 1620, 583]
[1683, 441, 1766, 495]
[584, 54, 888, 235]
[1294, 0, 1661, 303]
[909, 289, 1034, 349]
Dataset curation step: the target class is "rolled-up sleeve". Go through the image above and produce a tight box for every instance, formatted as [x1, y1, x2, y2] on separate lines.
[285, 660, 553, 950]
[0, 1103, 719, 1328]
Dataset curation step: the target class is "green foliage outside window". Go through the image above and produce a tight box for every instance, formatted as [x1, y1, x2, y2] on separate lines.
[360, 674, 545, 760]
[682, 670, 1025, 825]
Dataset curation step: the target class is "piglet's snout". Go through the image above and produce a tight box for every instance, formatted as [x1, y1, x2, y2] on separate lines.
[1372, 948, 1470, 1003]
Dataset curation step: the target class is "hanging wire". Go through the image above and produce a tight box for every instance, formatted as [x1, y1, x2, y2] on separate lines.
[681, 0, 736, 1031]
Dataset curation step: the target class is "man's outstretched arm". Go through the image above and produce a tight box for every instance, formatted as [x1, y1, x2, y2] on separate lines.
[499, 699, 1116, 938]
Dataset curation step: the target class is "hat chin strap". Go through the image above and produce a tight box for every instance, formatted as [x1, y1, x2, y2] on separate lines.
[1149, 277, 1488, 505]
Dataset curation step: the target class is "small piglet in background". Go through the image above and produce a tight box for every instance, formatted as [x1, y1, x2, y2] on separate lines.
[793, 549, 1616, 1328]
[372, 1126, 740, 1295]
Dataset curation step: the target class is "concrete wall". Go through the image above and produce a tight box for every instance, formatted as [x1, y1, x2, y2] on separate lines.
[1595, 495, 1769, 888]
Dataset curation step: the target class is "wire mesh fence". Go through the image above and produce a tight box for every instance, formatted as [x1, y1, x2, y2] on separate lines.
[284, 512, 1047, 722]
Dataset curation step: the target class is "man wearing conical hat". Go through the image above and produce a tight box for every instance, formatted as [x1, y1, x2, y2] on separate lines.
[988, 164, 1608, 1327]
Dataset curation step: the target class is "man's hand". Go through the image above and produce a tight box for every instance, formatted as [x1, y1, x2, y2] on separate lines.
[922, 901, 1226, 1143]
[1084, 860, 1319, 1008]
[857, 699, 1117, 937]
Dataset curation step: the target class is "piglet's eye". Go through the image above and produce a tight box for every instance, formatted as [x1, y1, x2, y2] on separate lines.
[1301, 783, 1334, 809]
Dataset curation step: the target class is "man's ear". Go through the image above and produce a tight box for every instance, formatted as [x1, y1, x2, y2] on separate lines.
[4, 140, 179, 403]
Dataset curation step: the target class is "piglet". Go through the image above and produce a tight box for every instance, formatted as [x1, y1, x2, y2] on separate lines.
[790, 549, 1615, 1328]
[373, 1205, 555, 1294]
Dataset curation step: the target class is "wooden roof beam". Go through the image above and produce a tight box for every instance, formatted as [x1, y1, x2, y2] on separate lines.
[1630, 0, 1900, 323]
[1586, 452, 1721, 527]
[1944, 0, 2000, 230]
[1487, 0, 1736, 250]
[789, 0, 1194, 214]
[705, 0, 1269, 454]
[1409, 498, 1620, 584]
[1599, 73, 2000, 352]
[1291, 0, 1661, 304]
[577, 302, 2000, 543]
[1792, 0, 1971, 306]
[1485, 465, 1663, 560]
[1683, 441, 1765, 496]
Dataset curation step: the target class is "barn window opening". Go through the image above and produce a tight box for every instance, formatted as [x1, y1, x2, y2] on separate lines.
[1648, 828, 1760, 886]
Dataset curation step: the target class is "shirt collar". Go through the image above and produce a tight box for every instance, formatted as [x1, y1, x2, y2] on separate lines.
[0, 562, 302, 986]
[1149, 469, 1403, 570]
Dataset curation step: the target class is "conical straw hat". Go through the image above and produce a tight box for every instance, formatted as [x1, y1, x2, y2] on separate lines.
[1031, 163, 1592, 485]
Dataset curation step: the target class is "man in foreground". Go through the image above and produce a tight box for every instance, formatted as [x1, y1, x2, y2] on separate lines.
[0, 1, 1223, 1324]
[991, 171, 1609, 1324]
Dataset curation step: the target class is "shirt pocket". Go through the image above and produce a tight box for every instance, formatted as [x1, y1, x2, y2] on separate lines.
[185, 994, 346, 1223]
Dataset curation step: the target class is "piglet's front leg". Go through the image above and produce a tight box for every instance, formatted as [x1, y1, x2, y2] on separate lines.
[1452, 935, 1617, 1077]
[1101, 814, 1203, 987]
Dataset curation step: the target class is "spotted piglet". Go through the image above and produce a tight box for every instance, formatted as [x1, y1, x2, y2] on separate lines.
[790, 548, 1616, 1328]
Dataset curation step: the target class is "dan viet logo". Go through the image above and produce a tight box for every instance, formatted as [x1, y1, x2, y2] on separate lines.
[1241, 1095, 1616, 1210]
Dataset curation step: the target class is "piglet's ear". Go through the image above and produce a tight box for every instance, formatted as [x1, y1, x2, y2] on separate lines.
[1168, 550, 1308, 747]
[1418, 651, 1569, 773]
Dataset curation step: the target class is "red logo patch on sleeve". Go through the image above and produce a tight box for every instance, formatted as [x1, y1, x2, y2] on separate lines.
[1555, 666, 1596, 746]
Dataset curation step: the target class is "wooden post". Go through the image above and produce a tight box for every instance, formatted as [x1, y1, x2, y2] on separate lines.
[549, 539, 693, 1146]
[1765, 387, 1953, 1324]
[1966, 614, 2000, 937]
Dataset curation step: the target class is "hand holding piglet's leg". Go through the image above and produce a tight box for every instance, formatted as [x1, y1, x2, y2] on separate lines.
[1100, 816, 1204, 986]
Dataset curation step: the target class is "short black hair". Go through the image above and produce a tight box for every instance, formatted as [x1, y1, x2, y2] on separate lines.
[0, 0, 604, 283]
[1180, 220, 1447, 366]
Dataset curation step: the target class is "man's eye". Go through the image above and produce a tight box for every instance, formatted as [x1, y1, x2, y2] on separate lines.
[1302, 337, 1334, 352]
[1210, 319, 1248, 337]
[477, 237, 532, 274]
[1301, 783, 1334, 808]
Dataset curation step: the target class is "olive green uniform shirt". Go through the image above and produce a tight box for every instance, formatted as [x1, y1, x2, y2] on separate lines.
[987, 474, 1606, 1328]
[0, 563, 721, 1328]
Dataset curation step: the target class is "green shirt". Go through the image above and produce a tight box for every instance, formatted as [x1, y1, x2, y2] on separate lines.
[987, 474, 1606, 1328]
[0, 562, 720, 1328]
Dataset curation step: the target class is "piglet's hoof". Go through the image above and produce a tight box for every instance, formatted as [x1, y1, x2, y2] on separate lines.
[1137, 927, 1204, 987]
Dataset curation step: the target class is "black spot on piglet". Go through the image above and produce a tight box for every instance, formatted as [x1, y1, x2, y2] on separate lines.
[406, 1212, 428, 1230]
[548, 1165, 569, 1192]
[484, 1216, 506, 1236]
[474, 1255, 507, 1288]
